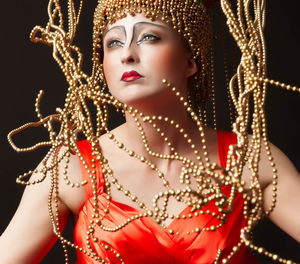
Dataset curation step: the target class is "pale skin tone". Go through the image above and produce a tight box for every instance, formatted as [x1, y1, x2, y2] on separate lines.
[0, 13, 300, 263]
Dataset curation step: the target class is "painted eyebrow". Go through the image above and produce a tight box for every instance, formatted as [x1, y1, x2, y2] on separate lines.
[103, 25, 127, 39]
[103, 21, 167, 39]
[133, 21, 167, 31]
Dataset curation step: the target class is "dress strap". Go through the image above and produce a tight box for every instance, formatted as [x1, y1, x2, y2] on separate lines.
[76, 140, 105, 198]
[217, 130, 237, 168]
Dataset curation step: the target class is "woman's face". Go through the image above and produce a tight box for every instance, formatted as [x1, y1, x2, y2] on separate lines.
[102, 13, 197, 108]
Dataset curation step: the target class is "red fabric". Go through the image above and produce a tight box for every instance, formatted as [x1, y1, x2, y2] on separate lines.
[74, 131, 258, 263]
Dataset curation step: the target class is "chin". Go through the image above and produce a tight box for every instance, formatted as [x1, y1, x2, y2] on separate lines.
[110, 84, 168, 105]
[114, 94, 154, 109]
[119, 92, 177, 116]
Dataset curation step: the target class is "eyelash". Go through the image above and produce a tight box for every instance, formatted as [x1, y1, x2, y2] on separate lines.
[107, 39, 123, 48]
[106, 34, 160, 48]
[137, 34, 160, 44]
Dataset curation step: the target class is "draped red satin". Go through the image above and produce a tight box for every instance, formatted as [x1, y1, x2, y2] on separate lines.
[74, 130, 258, 263]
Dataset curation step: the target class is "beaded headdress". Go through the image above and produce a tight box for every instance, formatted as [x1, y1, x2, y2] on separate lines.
[8, 0, 300, 263]
[92, 0, 212, 61]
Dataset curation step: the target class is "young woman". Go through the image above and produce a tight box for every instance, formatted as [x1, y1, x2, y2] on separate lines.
[0, 0, 299, 263]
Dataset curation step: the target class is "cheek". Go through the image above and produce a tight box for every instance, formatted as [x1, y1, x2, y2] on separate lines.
[103, 53, 124, 99]
[103, 52, 119, 86]
[103, 56, 112, 84]
[145, 46, 186, 79]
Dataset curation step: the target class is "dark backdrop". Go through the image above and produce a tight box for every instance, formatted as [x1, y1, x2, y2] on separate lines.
[0, 1, 299, 263]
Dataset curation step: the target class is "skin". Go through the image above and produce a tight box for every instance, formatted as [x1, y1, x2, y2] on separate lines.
[0, 13, 299, 263]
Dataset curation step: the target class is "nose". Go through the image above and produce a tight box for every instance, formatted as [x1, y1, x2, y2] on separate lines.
[121, 44, 139, 64]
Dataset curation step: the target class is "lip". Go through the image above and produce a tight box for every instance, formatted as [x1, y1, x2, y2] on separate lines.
[121, 71, 144, 82]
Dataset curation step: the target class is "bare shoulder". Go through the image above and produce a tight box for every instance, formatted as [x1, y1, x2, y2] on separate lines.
[259, 139, 300, 193]
[255, 138, 299, 189]
[99, 123, 127, 146]
[99, 123, 128, 160]
[56, 145, 87, 215]
[260, 140, 300, 242]
[15, 145, 87, 215]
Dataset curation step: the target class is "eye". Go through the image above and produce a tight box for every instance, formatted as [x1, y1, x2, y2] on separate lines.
[137, 34, 160, 44]
[107, 39, 124, 48]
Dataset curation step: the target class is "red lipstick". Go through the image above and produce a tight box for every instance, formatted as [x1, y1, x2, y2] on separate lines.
[121, 71, 144, 82]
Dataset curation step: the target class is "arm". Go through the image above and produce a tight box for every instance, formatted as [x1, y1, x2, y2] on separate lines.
[0, 147, 85, 264]
[0, 162, 70, 264]
[261, 142, 300, 243]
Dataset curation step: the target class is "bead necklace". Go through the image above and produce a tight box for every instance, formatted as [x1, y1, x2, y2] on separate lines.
[89, 82, 238, 235]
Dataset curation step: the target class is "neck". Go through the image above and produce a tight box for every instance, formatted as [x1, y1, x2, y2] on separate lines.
[122, 94, 199, 166]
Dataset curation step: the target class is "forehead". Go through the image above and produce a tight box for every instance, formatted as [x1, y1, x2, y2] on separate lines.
[105, 13, 167, 31]
[102, 12, 190, 52]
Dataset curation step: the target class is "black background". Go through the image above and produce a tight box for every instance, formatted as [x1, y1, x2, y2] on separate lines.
[0, 1, 299, 263]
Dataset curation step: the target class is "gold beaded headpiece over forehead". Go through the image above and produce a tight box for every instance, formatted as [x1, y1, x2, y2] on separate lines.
[7, 0, 300, 263]
[91, 0, 214, 105]
[92, 0, 212, 63]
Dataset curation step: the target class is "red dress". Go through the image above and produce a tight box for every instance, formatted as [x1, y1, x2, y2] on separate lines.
[73, 130, 258, 263]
